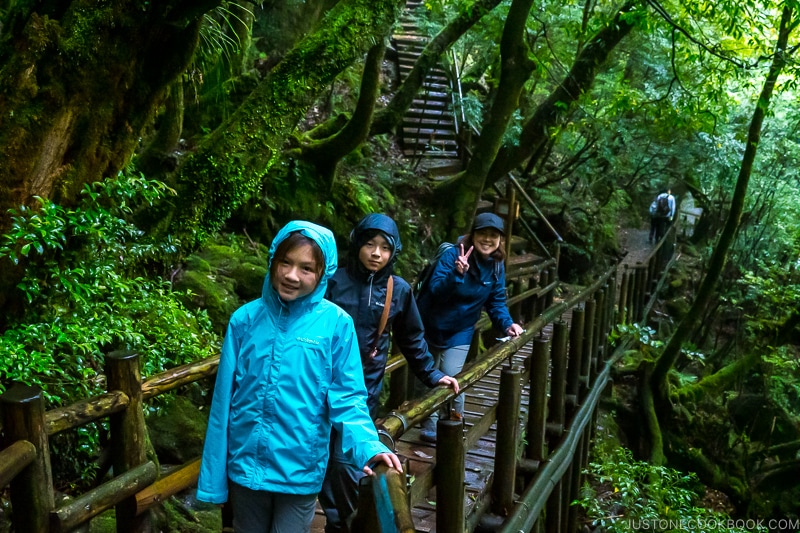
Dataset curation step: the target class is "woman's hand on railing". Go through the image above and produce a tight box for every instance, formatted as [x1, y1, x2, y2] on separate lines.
[437, 375, 460, 394]
[506, 323, 524, 337]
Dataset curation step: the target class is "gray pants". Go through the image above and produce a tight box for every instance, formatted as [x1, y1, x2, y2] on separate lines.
[229, 481, 317, 533]
[417, 344, 470, 430]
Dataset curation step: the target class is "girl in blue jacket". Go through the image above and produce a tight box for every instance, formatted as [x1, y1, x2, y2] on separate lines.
[319, 213, 459, 532]
[416, 212, 524, 442]
[197, 220, 401, 533]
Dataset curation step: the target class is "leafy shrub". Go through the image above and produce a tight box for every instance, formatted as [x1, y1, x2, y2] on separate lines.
[0, 172, 220, 404]
[575, 446, 765, 533]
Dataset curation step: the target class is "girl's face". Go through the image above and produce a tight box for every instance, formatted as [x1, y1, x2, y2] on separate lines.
[358, 234, 392, 272]
[473, 228, 502, 258]
[273, 243, 320, 301]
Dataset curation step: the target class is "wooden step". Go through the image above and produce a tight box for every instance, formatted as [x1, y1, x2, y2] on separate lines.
[506, 252, 542, 270]
[509, 235, 531, 253]
[410, 98, 449, 109]
[403, 148, 460, 158]
[424, 160, 464, 176]
[403, 109, 455, 122]
[402, 127, 457, 140]
[393, 34, 427, 44]
[402, 118, 458, 130]
[402, 138, 459, 151]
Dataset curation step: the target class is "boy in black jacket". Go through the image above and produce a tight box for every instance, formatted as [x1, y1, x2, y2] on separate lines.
[320, 213, 459, 532]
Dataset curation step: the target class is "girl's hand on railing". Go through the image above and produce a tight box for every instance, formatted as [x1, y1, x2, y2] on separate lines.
[363, 452, 403, 476]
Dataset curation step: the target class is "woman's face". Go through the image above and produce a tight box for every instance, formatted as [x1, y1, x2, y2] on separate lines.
[473, 228, 502, 257]
[272, 243, 320, 301]
[358, 234, 392, 272]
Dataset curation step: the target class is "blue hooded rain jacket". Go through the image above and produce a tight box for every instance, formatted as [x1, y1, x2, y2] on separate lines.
[196, 221, 390, 503]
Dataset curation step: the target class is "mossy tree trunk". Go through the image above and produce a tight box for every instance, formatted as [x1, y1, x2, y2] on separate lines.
[370, 0, 505, 136]
[645, 5, 796, 464]
[485, 0, 639, 186]
[291, 41, 387, 190]
[434, 0, 537, 237]
[158, 0, 405, 247]
[0, 0, 218, 234]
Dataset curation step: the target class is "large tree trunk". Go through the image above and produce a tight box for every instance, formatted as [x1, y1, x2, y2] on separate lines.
[646, 5, 795, 463]
[156, 0, 404, 247]
[0, 0, 218, 233]
[485, 0, 639, 186]
[436, 0, 536, 236]
[291, 41, 387, 190]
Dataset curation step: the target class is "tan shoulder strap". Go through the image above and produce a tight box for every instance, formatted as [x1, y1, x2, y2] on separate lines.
[369, 276, 394, 358]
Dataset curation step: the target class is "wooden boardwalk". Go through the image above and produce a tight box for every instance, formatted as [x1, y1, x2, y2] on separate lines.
[311, 343, 537, 532]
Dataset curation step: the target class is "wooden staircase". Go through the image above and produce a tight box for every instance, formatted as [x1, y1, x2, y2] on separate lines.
[392, 0, 463, 175]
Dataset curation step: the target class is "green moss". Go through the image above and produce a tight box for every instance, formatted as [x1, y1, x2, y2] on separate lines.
[174, 270, 240, 332]
[185, 255, 211, 273]
[147, 397, 208, 464]
[231, 262, 267, 301]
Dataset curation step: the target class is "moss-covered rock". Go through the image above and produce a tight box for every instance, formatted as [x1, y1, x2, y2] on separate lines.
[147, 396, 208, 465]
[174, 270, 240, 332]
[231, 261, 268, 300]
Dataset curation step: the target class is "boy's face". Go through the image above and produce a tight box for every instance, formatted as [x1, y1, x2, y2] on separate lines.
[273, 243, 320, 301]
[358, 234, 392, 272]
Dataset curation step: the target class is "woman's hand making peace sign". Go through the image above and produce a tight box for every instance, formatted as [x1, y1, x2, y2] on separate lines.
[455, 243, 473, 275]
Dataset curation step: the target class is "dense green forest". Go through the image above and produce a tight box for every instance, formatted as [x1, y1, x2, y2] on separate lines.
[1, 0, 799, 528]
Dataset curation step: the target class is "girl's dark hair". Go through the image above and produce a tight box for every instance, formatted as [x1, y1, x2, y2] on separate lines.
[269, 232, 325, 289]
[459, 231, 506, 263]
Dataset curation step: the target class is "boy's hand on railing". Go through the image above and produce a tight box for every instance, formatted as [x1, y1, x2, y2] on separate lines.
[363, 452, 403, 476]
[437, 375, 460, 394]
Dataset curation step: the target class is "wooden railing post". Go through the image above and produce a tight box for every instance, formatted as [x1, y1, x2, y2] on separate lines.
[525, 338, 550, 462]
[537, 268, 550, 316]
[1, 383, 54, 533]
[492, 365, 522, 515]
[591, 290, 605, 383]
[565, 308, 585, 419]
[618, 266, 629, 324]
[547, 321, 568, 448]
[106, 351, 149, 533]
[581, 299, 596, 390]
[388, 363, 409, 411]
[510, 279, 523, 323]
[545, 264, 557, 308]
[436, 418, 465, 533]
[526, 271, 541, 321]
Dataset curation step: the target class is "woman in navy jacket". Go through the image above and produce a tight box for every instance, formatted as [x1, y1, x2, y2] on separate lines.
[320, 213, 458, 532]
[416, 212, 523, 442]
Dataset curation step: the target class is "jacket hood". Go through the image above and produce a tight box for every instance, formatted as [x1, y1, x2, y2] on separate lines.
[262, 220, 338, 305]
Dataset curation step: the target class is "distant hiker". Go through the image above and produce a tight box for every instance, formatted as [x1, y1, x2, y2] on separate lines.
[650, 190, 676, 243]
[414, 212, 524, 443]
[196, 220, 402, 533]
[319, 213, 459, 533]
